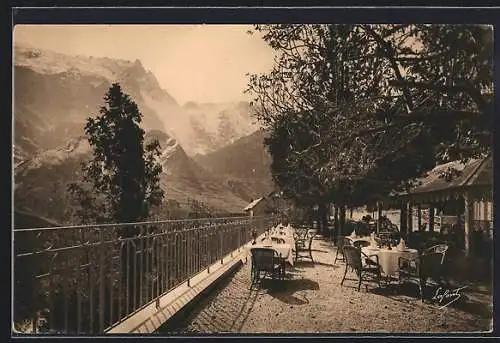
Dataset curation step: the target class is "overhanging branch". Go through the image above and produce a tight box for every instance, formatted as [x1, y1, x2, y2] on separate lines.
[389, 80, 491, 114]
[349, 109, 482, 138]
[361, 24, 414, 113]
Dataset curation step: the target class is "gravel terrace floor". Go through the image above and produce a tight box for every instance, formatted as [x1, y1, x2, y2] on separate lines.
[159, 235, 493, 334]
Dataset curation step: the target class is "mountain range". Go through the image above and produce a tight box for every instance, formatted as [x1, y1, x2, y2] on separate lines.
[13, 45, 275, 226]
[193, 129, 274, 201]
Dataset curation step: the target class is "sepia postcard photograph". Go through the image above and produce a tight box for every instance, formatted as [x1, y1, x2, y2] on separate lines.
[11, 18, 494, 336]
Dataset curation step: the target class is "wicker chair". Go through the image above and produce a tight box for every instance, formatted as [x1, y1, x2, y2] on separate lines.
[422, 244, 450, 285]
[398, 250, 448, 301]
[295, 230, 317, 263]
[271, 236, 286, 244]
[334, 236, 346, 264]
[293, 228, 309, 241]
[341, 245, 382, 291]
[423, 244, 449, 261]
[335, 237, 354, 264]
[250, 248, 284, 289]
[353, 240, 370, 249]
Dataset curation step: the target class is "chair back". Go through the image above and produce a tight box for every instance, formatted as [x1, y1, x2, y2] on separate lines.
[271, 237, 285, 244]
[353, 240, 370, 249]
[419, 251, 446, 279]
[251, 248, 277, 270]
[307, 233, 316, 250]
[423, 244, 448, 263]
[343, 245, 362, 269]
[344, 237, 354, 246]
[336, 236, 346, 248]
[294, 228, 309, 240]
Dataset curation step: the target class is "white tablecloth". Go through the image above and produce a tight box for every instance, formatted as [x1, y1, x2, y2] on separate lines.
[347, 236, 370, 243]
[345, 236, 371, 248]
[270, 225, 295, 247]
[362, 246, 419, 277]
[270, 233, 295, 247]
[246, 241, 294, 266]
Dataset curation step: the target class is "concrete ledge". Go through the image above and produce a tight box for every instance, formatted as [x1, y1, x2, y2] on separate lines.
[105, 248, 249, 334]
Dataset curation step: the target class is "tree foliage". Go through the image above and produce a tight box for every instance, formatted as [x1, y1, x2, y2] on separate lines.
[68, 83, 164, 235]
[246, 24, 493, 208]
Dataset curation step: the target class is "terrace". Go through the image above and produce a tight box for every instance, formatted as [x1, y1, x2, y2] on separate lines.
[159, 229, 492, 334]
[13, 216, 492, 335]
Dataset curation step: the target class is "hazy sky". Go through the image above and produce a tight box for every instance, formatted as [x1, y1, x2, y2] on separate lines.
[13, 24, 276, 104]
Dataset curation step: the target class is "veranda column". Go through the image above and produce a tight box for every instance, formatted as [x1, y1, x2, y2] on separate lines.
[376, 201, 382, 234]
[400, 203, 408, 236]
[428, 206, 435, 232]
[482, 199, 487, 226]
[463, 191, 473, 256]
[417, 204, 422, 231]
[407, 202, 413, 233]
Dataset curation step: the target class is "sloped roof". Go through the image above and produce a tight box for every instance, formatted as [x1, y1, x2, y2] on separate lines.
[409, 155, 492, 194]
[244, 197, 265, 211]
[385, 154, 492, 206]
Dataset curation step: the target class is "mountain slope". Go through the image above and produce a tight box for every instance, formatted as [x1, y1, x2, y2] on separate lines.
[14, 45, 260, 160]
[14, 46, 172, 164]
[14, 132, 248, 223]
[146, 130, 250, 213]
[177, 101, 261, 155]
[193, 129, 275, 201]
[13, 44, 259, 219]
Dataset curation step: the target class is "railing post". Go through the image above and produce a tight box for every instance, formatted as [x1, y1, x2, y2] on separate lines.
[139, 226, 144, 309]
[206, 225, 210, 274]
[99, 228, 105, 333]
[220, 225, 224, 265]
[32, 311, 39, 334]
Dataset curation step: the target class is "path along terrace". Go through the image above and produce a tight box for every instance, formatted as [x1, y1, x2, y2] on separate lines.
[159, 232, 492, 334]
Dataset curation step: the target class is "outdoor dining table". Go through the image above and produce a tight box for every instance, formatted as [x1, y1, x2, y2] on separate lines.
[361, 246, 419, 279]
[346, 235, 370, 244]
[246, 238, 295, 266]
[270, 227, 295, 247]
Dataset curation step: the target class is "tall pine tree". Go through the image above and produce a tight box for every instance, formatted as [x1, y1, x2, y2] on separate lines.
[69, 83, 164, 236]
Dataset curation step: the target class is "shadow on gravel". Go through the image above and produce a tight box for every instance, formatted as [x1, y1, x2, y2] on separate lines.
[293, 260, 340, 269]
[259, 277, 320, 306]
[310, 249, 330, 253]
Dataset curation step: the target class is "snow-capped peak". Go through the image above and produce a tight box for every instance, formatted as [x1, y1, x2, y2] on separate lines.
[14, 45, 138, 83]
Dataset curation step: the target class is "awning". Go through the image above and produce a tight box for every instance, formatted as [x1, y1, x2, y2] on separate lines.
[384, 154, 492, 206]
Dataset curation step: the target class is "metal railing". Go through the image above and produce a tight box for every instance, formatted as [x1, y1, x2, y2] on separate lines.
[470, 219, 493, 256]
[13, 215, 278, 334]
[472, 219, 493, 237]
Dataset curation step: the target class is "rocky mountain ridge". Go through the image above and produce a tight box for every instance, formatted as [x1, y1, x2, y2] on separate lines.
[13, 44, 267, 222]
[14, 45, 260, 158]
